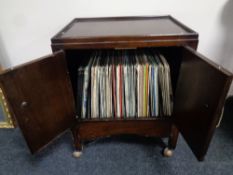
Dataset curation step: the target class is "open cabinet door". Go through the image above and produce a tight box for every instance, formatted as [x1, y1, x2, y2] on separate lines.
[174, 46, 233, 161]
[0, 51, 76, 154]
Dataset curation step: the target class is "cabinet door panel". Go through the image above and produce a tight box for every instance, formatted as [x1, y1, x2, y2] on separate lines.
[174, 46, 232, 161]
[0, 51, 76, 153]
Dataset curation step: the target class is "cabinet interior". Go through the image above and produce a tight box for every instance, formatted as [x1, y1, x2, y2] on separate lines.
[65, 47, 183, 120]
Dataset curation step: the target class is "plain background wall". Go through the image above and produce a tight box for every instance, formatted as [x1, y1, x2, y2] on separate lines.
[0, 0, 233, 95]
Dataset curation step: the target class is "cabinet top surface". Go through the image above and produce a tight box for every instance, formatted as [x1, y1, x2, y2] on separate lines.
[52, 16, 198, 42]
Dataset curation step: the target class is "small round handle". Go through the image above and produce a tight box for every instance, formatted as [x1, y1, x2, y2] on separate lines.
[21, 101, 28, 108]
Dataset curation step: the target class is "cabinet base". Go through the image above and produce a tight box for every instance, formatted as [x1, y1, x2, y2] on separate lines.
[72, 119, 179, 156]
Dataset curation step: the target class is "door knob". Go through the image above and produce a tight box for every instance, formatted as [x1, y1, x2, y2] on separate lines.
[21, 101, 28, 108]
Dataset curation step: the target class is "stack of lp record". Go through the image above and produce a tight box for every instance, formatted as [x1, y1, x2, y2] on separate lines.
[77, 49, 173, 119]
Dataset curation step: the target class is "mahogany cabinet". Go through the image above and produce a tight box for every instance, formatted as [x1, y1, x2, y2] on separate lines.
[0, 16, 232, 161]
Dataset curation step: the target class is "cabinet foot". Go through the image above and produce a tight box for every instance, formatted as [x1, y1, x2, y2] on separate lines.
[163, 147, 173, 157]
[73, 151, 82, 158]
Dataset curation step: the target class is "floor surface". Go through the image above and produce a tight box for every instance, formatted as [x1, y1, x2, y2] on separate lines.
[0, 98, 233, 175]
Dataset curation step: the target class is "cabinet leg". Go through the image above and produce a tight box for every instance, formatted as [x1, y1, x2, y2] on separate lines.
[74, 135, 83, 151]
[73, 138, 83, 158]
[168, 125, 179, 149]
[72, 128, 83, 158]
[163, 125, 178, 158]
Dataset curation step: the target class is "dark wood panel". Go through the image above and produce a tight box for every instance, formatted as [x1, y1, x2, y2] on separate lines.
[52, 35, 197, 43]
[52, 16, 197, 40]
[0, 51, 76, 153]
[74, 120, 172, 141]
[51, 40, 198, 51]
[51, 16, 198, 51]
[174, 46, 232, 161]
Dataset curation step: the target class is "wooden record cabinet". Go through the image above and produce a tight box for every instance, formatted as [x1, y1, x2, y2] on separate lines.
[0, 16, 232, 161]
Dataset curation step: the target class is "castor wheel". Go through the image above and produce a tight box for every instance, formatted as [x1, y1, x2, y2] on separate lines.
[73, 151, 82, 158]
[163, 147, 173, 157]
